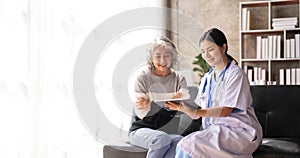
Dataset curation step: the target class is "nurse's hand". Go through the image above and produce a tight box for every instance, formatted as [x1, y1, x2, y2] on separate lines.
[165, 101, 200, 119]
[135, 97, 150, 111]
[164, 92, 183, 111]
[164, 101, 188, 112]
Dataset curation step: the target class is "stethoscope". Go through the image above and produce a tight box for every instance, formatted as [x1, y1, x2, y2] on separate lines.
[201, 60, 232, 108]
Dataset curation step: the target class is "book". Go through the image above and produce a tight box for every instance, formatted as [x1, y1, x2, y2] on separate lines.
[295, 34, 300, 58]
[291, 68, 296, 85]
[241, 8, 252, 31]
[254, 67, 258, 84]
[279, 69, 285, 85]
[242, 8, 247, 31]
[273, 26, 296, 30]
[262, 38, 266, 59]
[272, 17, 298, 22]
[291, 39, 295, 58]
[277, 35, 281, 58]
[272, 35, 277, 59]
[272, 17, 298, 30]
[286, 69, 291, 85]
[246, 9, 251, 30]
[286, 39, 291, 58]
[261, 69, 266, 81]
[256, 36, 262, 59]
[268, 36, 273, 59]
[297, 68, 300, 85]
[248, 69, 253, 83]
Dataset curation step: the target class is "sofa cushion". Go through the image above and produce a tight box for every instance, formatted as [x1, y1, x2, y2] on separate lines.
[253, 138, 300, 158]
[251, 85, 300, 158]
[251, 86, 300, 138]
[103, 145, 147, 158]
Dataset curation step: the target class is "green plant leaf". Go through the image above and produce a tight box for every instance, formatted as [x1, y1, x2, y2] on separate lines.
[192, 53, 211, 84]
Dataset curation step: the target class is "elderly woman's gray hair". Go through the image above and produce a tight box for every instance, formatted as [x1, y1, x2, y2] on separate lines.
[147, 36, 179, 70]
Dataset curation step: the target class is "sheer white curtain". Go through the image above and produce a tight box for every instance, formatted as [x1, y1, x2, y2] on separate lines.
[0, 0, 165, 157]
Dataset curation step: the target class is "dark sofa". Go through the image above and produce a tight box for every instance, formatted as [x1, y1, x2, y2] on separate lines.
[251, 85, 300, 158]
[103, 86, 300, 158]
[103, 86, 201, 158]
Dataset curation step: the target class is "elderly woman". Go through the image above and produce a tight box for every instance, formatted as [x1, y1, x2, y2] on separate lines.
[128, 36, 198, 158]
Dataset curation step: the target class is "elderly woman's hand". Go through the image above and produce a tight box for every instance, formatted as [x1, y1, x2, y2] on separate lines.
[172, 92, 182, 99]
[135, 97, 150, 111]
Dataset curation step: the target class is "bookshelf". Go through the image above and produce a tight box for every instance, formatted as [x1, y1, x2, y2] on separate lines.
[240, 0, 300, 86]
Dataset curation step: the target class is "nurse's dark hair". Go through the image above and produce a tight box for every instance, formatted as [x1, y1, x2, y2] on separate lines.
[199, 28, 237, 63]
[146, 36, 179, 71]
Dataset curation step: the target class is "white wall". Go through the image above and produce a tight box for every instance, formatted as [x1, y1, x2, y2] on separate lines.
[0, 0, 164, 157]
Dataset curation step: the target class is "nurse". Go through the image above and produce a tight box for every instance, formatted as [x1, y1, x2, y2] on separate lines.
[165, 28, 263, 158]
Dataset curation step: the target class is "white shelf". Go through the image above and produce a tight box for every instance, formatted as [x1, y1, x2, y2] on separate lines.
[241, 59, 269, 62]
[240, 0, 300, 85]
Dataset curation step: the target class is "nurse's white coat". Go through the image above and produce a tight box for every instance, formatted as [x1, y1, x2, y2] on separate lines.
[178, 61, 262, 158]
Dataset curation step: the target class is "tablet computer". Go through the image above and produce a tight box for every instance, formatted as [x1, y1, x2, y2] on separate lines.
[152, 98, 199, 111]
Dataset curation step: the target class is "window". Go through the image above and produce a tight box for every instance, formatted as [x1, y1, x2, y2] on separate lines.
[0, 0, 165, 157]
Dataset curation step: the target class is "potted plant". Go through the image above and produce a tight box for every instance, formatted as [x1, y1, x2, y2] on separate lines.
[192, 53, 210, 84]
